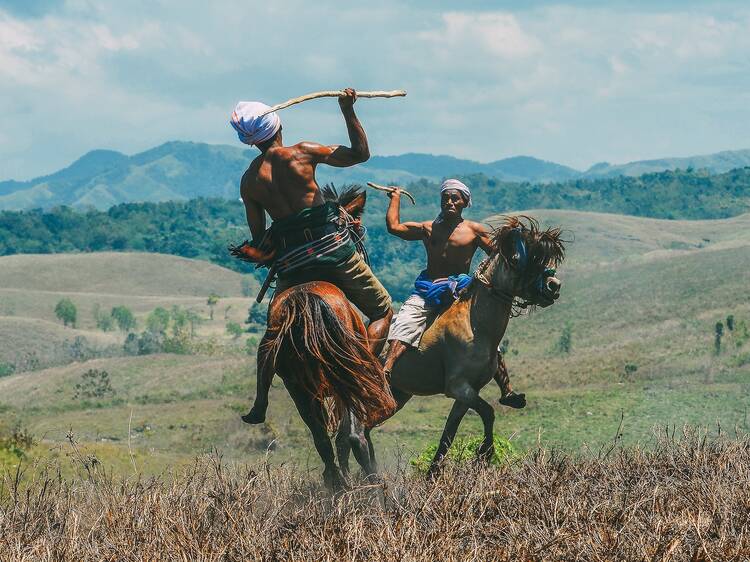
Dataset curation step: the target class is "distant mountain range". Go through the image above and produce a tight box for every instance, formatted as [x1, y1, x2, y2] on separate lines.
[1, 141, 749, 211]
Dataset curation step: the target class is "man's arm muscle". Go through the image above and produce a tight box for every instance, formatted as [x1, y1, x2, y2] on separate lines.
[472, 222, 495, 254]
[386, 191, 427, 241]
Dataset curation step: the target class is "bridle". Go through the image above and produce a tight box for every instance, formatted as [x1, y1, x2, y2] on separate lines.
[474, 227, 556, 314]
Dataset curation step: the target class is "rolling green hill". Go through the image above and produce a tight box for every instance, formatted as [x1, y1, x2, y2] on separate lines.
[1, 210, 748, 474]
[584, 148, 750, 178]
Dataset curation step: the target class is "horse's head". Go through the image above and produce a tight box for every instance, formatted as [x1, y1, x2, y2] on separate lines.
[483, 216, 565, 308]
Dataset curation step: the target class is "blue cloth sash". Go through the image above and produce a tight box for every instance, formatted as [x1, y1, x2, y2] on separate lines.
[413, 270, 473, 309]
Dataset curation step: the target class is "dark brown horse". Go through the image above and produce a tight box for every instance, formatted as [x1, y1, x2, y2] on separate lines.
[237, 187, 395, 489]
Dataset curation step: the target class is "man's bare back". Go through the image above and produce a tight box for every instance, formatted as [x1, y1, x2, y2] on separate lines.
[240, 88, 369, 242]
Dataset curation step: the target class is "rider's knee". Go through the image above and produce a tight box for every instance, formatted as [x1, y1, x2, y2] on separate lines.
[370, 306, 393, 324]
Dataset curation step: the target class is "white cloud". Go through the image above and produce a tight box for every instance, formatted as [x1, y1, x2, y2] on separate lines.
[420, 12, 540, 59]
[1, 2, 750, 180]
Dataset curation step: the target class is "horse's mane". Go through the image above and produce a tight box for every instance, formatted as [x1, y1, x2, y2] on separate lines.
[459, 215, 566, 304]
[322, 184, 366, 220]
[491, 215, 566, 268]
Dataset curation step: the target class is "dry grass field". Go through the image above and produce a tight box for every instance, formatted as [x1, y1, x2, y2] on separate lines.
[1, 428, 748, 561]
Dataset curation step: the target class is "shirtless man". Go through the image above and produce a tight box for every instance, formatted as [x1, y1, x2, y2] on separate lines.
[383, 179, 526, 408]
[231, 88, 393, 424]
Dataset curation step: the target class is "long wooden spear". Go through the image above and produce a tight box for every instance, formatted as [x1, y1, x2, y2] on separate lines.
[258, 90, 406, 117]
[366, 182, 417, 205]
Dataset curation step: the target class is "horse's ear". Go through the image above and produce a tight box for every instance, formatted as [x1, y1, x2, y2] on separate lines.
[343, 191, 367, 219]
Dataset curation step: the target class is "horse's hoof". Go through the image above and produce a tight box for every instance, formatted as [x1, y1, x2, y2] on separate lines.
[477, 445, 495, 464]
[499, 391, 526, 409]
[241, 406, 267, 425]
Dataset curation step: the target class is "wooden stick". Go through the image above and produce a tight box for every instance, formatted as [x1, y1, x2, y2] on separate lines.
[367, 182, 416, 205]
[259, 90, 406, 116]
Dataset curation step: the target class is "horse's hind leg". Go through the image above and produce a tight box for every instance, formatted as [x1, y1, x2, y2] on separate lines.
[284, 378, 344, 490]
[348, 412, 376, 478]
[364, 387, 412, 474]
[335, 412, 352, 476]
[337, 410, 376, 478]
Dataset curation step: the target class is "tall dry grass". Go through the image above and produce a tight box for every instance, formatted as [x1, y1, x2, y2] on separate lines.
[1, 427, 749, 561]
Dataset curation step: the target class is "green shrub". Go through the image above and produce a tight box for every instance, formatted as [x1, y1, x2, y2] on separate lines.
[226, 321, 244, 339]
[411, 434, 517, 473]
[111, 306, 136, 332]
[74, 369, 115, 400]
[54, 298, 77, 327]
[0, 362, 15, 378]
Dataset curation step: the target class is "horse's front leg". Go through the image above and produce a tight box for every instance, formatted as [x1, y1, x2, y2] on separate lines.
[427, 399, 469, 479]
[242, 332, 274, 424]
[429, 383, 496, 477]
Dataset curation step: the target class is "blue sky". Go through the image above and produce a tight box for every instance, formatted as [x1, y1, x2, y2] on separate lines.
[1, 0, 749, 180]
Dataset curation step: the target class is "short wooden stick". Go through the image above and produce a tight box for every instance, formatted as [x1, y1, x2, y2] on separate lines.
[366, 182, 417, 205]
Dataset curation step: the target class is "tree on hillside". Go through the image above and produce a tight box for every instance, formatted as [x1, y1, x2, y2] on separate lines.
[556, 323, 573, 354]
[54, 298, 77, 327]
[226, 321, 244, 339]
[207, 293, 220, 320]
[111, 306, 136, 332]
[92, 303, 114, 332]
[246, 301, 269, 329]
[146, 307, 170, 335]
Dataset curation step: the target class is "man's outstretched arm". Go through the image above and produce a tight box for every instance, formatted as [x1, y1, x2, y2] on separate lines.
[302, 88, 370, 167]
[386, 189, 426, 241]
[473, 222, 495, 254]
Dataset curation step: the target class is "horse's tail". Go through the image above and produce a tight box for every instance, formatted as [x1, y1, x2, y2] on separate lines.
[263, 289, 396, 432]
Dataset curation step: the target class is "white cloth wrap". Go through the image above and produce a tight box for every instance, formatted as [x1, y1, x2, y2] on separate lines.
[388, 294, 433, 347]
[440, 178, 472, 207]
[230, 101, 281, 146]
[388, 293, 504, 351]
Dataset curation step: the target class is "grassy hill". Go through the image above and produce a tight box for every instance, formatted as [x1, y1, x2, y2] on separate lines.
[1, 211, 749, 475]
[0, 252, 248, 296]
[0, 252, 258, 371]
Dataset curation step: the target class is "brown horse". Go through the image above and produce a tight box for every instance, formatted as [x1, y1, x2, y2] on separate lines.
[237, 187, 395, 489]
[366, 216, 566, 476]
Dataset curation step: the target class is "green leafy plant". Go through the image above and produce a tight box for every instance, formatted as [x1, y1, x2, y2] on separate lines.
[111, 306, 136, 332]
[410, 434, 517, 474]
[74, 369, 115, 400]
[556, 323, 573, 354]
[0, 362, 15, 378]
[226, 321, 244, 339]
[54, 298, 77, 327]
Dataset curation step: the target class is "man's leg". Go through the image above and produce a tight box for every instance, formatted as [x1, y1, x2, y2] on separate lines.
[382, 295, 428, 374]
[383, 340, 408, 375]
[494, 350, 526, 409]
[330, 252, 394, 357]
[366, 308, 392, 357]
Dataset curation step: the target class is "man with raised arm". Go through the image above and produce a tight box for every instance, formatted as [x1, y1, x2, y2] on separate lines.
[383, 179, 526, 408]
[231, 88, 393, 424]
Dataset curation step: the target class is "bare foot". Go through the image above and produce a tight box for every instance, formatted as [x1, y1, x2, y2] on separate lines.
[499, 391, 526, 409]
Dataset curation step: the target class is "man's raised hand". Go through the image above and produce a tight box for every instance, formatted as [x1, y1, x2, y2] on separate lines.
[339, 87, 357, 111]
